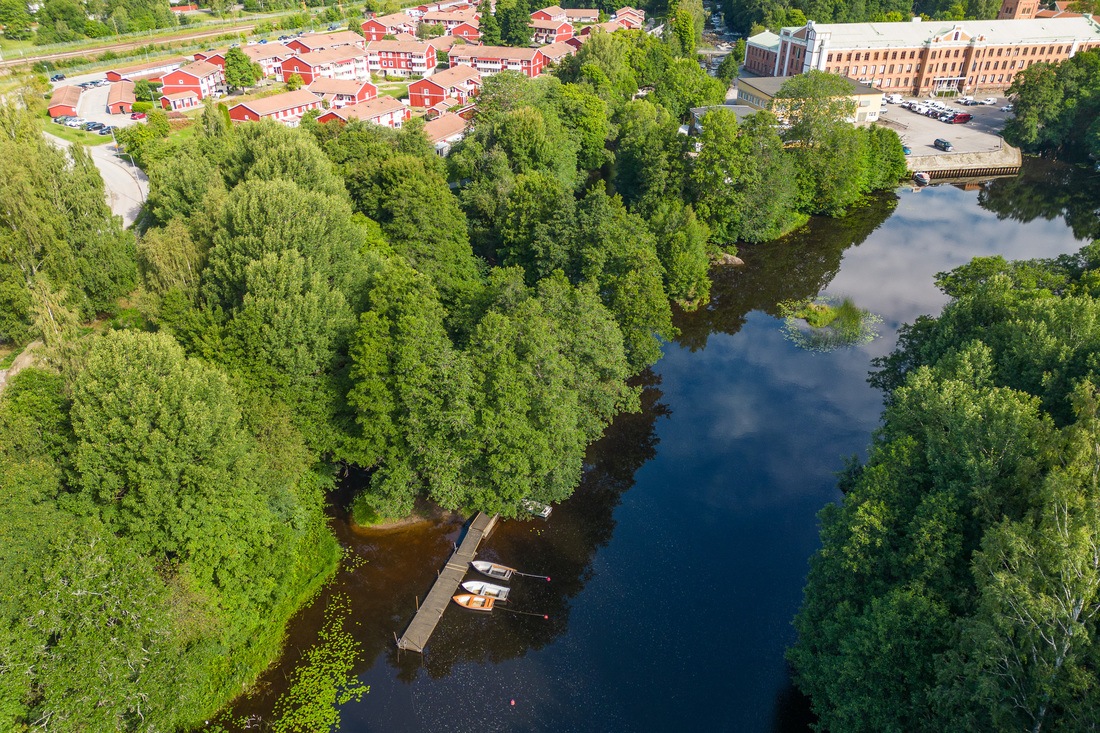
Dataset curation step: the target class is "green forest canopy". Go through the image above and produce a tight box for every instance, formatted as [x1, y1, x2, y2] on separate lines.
[790, 246, 1100, 732]
[0, 23, 908, 730]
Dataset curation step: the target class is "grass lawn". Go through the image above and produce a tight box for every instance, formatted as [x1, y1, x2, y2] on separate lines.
[41, 117, 113, 146]
[0, 37, 35, 55]
[377, 84, 409, 99]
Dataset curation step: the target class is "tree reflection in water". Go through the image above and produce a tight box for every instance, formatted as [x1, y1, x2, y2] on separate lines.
[977, 158, 1100, 242]
[223, 372, 670, 728]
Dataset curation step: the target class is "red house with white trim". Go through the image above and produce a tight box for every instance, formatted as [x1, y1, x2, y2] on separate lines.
[612, 6, 645, 28]
[365, 39, 438, 78]
[286, 30, 366, 55]
[308, 77, 377, 107]
[160, 90, 201, 111]
[564, 8, 600, 23]
[540, 40, 577, 64]
[228, 89, 324, 126]
[408, 64, 481, 107]
[531, 5, 566, 21]
[420, 9, 477, 31]
[280, 48, 370, 85]
[361, 12, 418, 41]
[448, 45, 546, 77]
[106, 80, 136, 114]
[160, 60, 224, 107]
[316, 96, 411, 128]
[531, 19, 573, 44]
[451, 20, 480, 42]
[106, 57, 187, 83]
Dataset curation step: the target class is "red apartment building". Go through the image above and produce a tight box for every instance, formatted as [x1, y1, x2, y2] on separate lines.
[280, 48, 370, 85]
[612, 6, 645, 29]
[408, 64, 481, 107]
[286, 30, 366, 55]
[365, 39, 438, 78]
[228, 89, 324, 125]
[448, 45, 546, 77]
[308, 77, 377, 106]
[420, 9, 477, 31]
[316, 96, 411, 127]
[362, 12, 418, 40]
[452, 20, 481, 41]
[159, 60, 224, 108]
[106, 80, 135, 114]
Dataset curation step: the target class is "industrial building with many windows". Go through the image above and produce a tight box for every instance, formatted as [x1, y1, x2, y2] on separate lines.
[745, 13, 1100, 95]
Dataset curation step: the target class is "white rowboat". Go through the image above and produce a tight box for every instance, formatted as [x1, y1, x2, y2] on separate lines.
[471, 560, 514, 580]
[461, 581, 511, 601]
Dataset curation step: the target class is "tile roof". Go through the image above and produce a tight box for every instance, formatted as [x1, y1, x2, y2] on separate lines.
[293, 47, 367, 65]
[107, 80, 136, 106]
[449, 44, 542, 60]
[308, 77, 373, 95]
[48, 85, 81, 108]
[540, 41, 577, 61]
[232, 89, 322, 116]
[242, 43, 293, 60]
[367, 12, 416, 27]
[423, 63, 481, 86]
[421, 9, 477, 22]
[423, 111, 467, 142]
[783, 16, 1100, 49]
[327, 95, 408, 121]
[178, 60, 221, 78]
[294, 30, 365, 48]
[366, 39, 437, 53]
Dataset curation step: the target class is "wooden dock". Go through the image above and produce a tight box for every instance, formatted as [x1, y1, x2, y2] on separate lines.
[396, 512, 498, 653]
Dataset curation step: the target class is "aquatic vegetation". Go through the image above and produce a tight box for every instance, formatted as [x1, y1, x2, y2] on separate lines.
[778, 296, 883, 352]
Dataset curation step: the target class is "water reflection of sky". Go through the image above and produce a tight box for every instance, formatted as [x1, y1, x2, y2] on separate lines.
[340, 181, 1089, 733]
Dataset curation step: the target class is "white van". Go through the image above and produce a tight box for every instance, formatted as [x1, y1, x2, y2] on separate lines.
[886, 93, 904, 104]
[959, 95, 974, 103]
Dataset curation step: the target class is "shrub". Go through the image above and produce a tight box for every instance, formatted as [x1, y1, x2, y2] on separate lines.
[132, 100, 155, 113]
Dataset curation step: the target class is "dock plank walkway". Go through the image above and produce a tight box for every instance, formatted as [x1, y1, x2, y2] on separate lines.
[397, 512, 498, 653]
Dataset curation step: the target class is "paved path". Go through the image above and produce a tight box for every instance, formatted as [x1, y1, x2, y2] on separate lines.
[0, 341, 41, 396]
[44, 131, 148, 228]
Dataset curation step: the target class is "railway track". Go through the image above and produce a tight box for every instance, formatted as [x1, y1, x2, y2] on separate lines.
[0, 23, 258, 70]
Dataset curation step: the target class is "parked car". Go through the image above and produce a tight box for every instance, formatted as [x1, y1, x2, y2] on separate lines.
[981, 97, 997, 105]
[934, 138, 954, 152]
[98, 126, 115, 136]
[83, 121, 104, 131]
[886, 93, 904, 104]
[1001, 103, 1014, 112]
[65, 117, 86, 127]
[130, 112, 147, 120]
[959, 95, 974, 104]
[50, 73, 65, 82]
[902, 145, 912, 155]
[53, 115, 72, 124]
[951, 113, 973, 124]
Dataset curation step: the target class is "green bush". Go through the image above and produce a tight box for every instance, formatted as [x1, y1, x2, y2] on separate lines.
[132, 100, 155, 113]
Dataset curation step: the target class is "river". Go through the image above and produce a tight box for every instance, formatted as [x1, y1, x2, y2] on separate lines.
[225, 159, 1100, 732]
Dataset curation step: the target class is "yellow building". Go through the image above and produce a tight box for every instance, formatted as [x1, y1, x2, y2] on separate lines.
[736, 75, 885, 124]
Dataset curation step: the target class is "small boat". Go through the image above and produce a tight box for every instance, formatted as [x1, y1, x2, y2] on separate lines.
[522, 499, 552, 518]
[462, 581, 510, 601]
[452, 593, 495, 612]
[471, 560, 514, 580]
[913, 171, 931, 186]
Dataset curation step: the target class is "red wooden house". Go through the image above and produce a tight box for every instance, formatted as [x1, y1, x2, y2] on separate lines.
[408, 64, 481, 107]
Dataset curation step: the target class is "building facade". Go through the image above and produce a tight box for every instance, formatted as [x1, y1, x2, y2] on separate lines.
[408, 64, 481, 107]
[736, 75, 884, 123]
[280, 49, 370, 85]
[316, 96, 411, 127]
[47, 85, 81, 117]
[160, 60, 224, 103]
[747, 17, 1100, 95]
[106, 80, 135, 114]
[447, 46, 546, 77]
[228, 89, 324, 126]
[365, 40, 438, 78]
[362, 12, 419, 40]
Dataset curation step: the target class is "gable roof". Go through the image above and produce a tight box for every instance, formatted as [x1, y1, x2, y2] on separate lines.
[564, 7, 599, 19]
[421, 9, 476, 22]
[293, 30, 364, 49]
[107, 80, 136, 106]
[540, 41, 576, 61]
[421, 63, 481, 86]
[232, 89, 322, 116]
[242, 43, 293, 61]
[291, 47, 366, 66]
[176, 60, 221, 79]
[423, 111, 467, 142]
[308, 77, 374, 95]
[325, 95, 408, 121]
[534, 5, 565, 15]
[366, 39, 437, 53]
[365, 11, 415, 27]
[531, 18, 572, 30]
[48, 85, 82, 109]
[780, 17, 1100, 49]
[449, 44, 542, 60]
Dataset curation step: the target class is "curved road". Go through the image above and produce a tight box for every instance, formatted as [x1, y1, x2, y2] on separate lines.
[44, 131, 148, 228]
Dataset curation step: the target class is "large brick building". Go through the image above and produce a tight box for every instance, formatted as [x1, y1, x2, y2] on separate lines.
[745, 16, 1100, 95]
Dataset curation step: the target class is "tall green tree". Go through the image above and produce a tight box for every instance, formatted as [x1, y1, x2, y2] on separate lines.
[224, 46, 261, 90]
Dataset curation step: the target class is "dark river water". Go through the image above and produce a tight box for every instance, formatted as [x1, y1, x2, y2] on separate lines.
[226, 160, 1100, 732]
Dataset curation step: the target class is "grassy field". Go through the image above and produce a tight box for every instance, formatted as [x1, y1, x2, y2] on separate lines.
[41, 117, 114, 145]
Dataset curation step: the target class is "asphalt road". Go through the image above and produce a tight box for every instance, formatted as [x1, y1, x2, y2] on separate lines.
[44, 131, 148, 228]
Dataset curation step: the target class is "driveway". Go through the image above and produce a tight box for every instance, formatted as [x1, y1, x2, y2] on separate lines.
[44, 132, 148, 228]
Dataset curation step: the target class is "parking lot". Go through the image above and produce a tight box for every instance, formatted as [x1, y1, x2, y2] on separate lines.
[50, 73, 142, 132]
[881, 96, 1014, 158]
